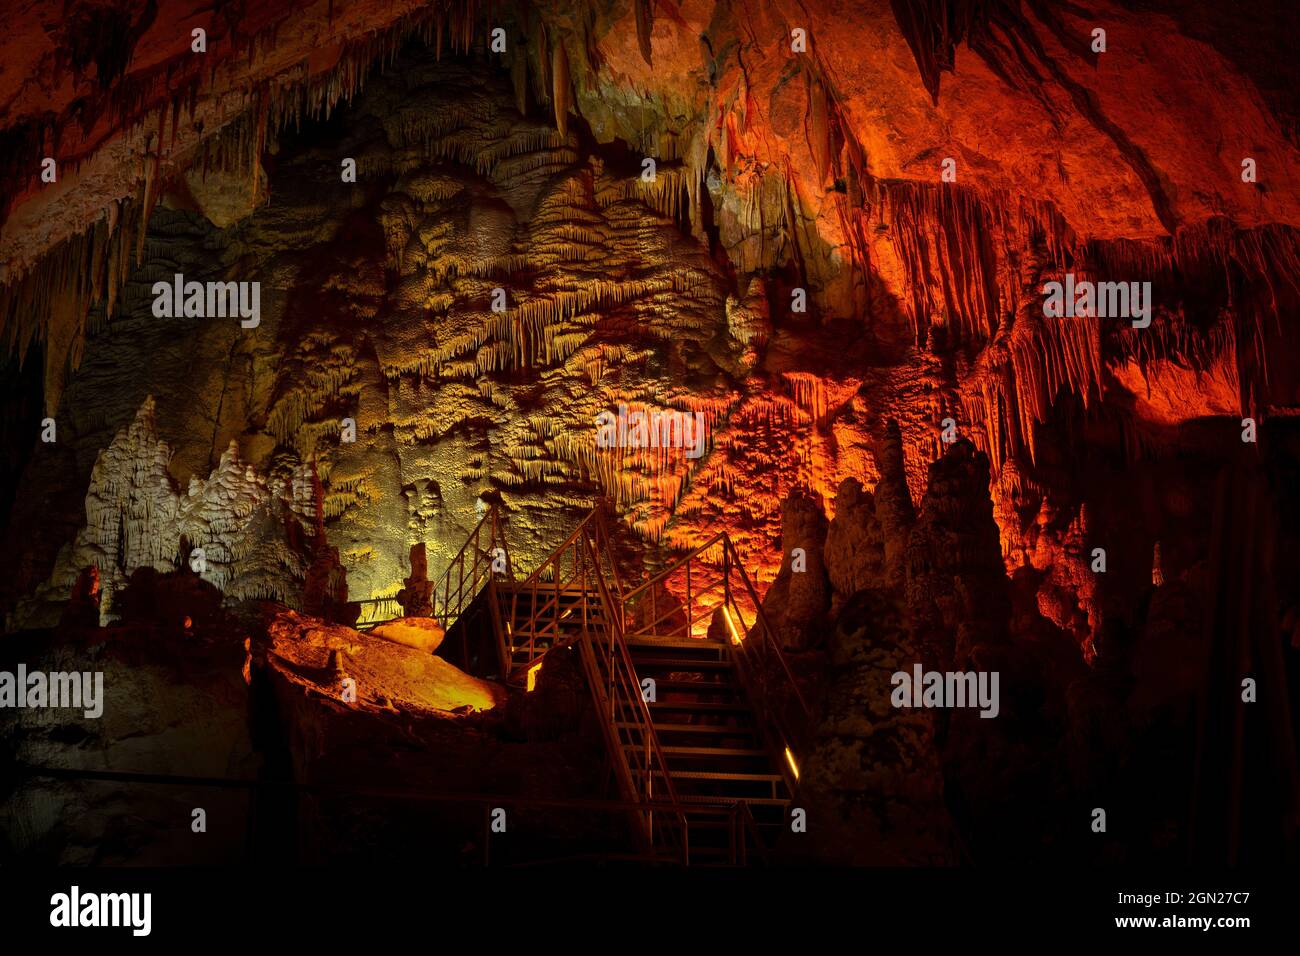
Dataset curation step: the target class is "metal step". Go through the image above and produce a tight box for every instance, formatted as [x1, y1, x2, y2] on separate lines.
[630, 658, 733, 670]
[672, 794, 791, 807]
[653, 745, 769, 758]
[648, 701, 752, 713]
[653, 770, 785, 784]
[647, 678, 739, 691]
[624, 636, 727, 651]
[496, 583, 602, 596]
[618, 721, 757, 735]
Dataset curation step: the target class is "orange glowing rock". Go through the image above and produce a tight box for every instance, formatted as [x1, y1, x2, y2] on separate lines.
[370, 616, 446, 653]
[266, 608, 504, 715]
[1108, 357, 1242, 426]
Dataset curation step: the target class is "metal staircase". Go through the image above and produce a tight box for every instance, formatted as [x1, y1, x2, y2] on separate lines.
[436, 502, 812, 865]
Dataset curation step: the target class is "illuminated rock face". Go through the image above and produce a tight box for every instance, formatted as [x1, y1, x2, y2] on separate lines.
[11, 397, 319, 627]
[1, 1, 1298, 673]
[0, 1, 1297, 869]
[5, 51, 888, 623]
[266, 608, 500, 715]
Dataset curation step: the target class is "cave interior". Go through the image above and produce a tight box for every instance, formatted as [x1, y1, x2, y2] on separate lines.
[1, 0, 1298, 867]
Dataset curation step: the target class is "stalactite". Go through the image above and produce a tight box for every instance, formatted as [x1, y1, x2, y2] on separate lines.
[137, 137, 159, 262]
[809, 74, 831, 185]
[635, 0, 654, 66]
[884, 180, 1006, 347]
[520, 14, 547, 110]
[1090, 221, 1300, 417]
[782, 372, 860, 426]
[552, 39, 571, 138]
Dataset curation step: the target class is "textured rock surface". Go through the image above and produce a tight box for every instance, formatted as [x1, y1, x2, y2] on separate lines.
[788, 588, 958, 864]
[9, 397, 317, 628]
[264, 608, 499, 714]
[823, 477, 886, 607]
[3, 4, 1299, 670]
[2, 604, 610, 864]
[906, 440, 1011, 671]
[2, 0, 1298, 868]
[0, 624, 256, 864]
[761, 489, 831, 648]
[363, 617, 446, 653]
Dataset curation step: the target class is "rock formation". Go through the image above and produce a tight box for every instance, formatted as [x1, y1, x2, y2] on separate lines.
[9, 397, 319, 628]
[0, 0, 1298, 868]
[790, 588, 960, 865]
[761, 489, 830, 649]
[905, 439, 1010, 672]
[396, 543, 435, 617]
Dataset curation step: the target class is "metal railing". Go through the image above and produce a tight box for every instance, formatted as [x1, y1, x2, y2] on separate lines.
[492, 506, 685, 860]
[719, 536, 812, 795]
[431, 503, 511, 630]
[502, 512, 603, 675]
[576, 530, 688, 862]
[354, 505, 511, 634]
[462, 502, 808, 862]
[617, 531, 812, 793]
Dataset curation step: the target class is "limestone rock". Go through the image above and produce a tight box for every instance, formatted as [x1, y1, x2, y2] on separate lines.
[823, 477, 886, 606]
[265, 608, 503, 715]
[761, 489, 831, 650]
[396, 543, 435, 618]
[873, 419, 916, 589]
[0, 624, 255, 864]
[10, 399, 319, 628]
[179, 163, 268, 230]
[905, 439, 1010, 671]
[785, 589, 959, 865]
[370, 617, 446, 653]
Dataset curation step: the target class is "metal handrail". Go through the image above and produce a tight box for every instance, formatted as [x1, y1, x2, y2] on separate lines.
[721, 537, 809, 717]
[617, 527, 812, 792]
[730, 800, 770, 866]
[577, 530, 688, 862]
[482, 503, 809, 863]
[720, 536, 811, 793]
[505, 512, 600, 673]
[432, 503, 511, 630]
[621, 531, 728, 604]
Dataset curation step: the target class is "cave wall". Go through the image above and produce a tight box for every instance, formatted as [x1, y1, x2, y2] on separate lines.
[1, 0, 1298, 868]
[1, 0, 1298, 666]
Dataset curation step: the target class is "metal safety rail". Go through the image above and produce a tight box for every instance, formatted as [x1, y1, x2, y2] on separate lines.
[620, 532, 812, 793]
[437, 503, 812, 862]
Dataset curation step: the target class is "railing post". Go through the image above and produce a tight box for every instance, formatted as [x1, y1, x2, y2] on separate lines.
[457, 552, 465, 618]
[650, 574, 657, 640]
[685, 557, 692, 637]
[723, 542, 732, 610]
[730, 805, 739, 866]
